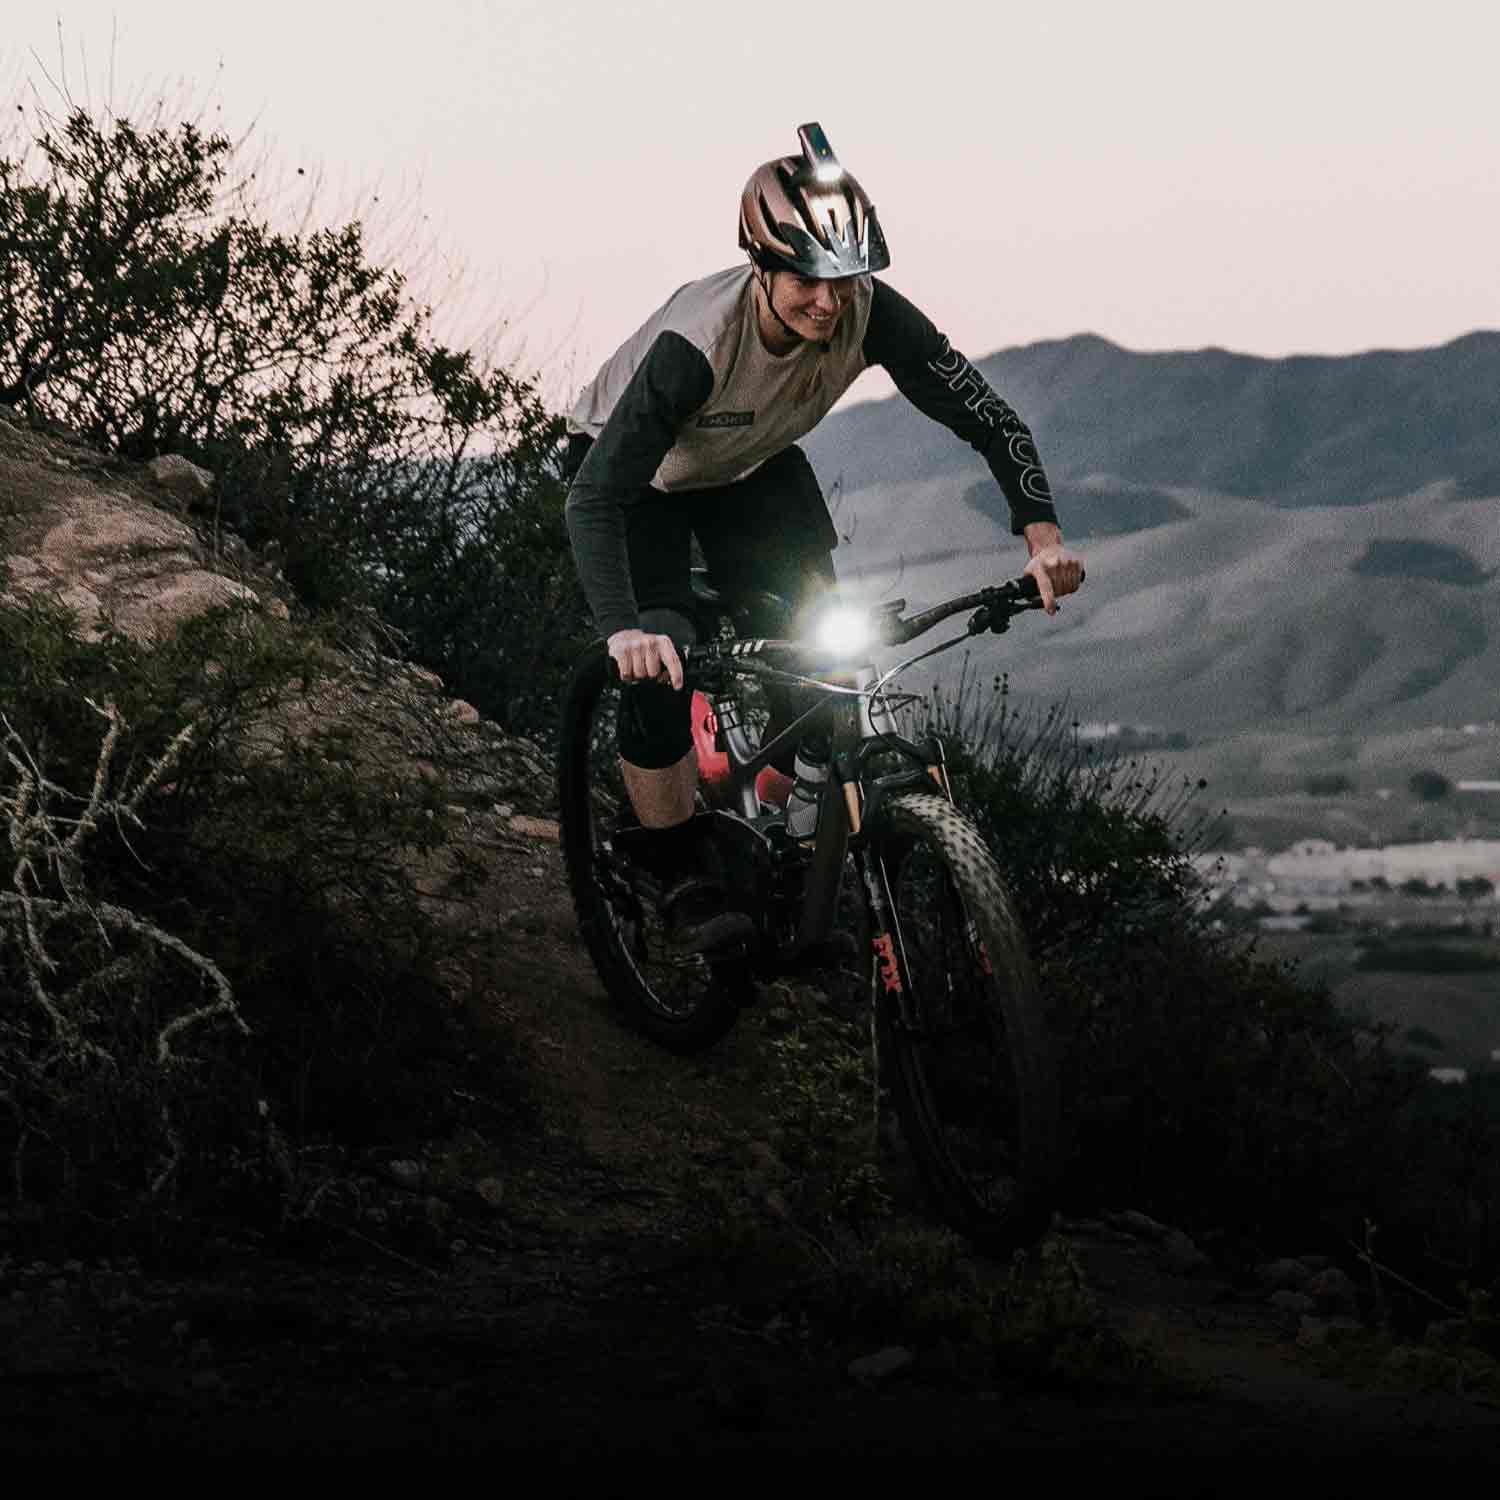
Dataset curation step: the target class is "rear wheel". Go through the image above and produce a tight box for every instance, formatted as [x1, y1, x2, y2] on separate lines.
[557, 646, 749, 1053]
[868, 792, 1059, 1253]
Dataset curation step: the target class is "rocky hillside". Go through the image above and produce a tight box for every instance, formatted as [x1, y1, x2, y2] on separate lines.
[0, 406, 554, 810]
[805, 332, 1500, 739]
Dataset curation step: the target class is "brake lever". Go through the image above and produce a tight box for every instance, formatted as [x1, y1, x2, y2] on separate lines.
[975, 567, 1083, 632]
[966, 576, 1043, 636]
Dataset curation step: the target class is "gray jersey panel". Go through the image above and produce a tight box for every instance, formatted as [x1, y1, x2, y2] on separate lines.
[568, 266, 874, 493]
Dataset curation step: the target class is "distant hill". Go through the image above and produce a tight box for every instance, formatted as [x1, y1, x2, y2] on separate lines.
[809, 330, 1500, 509]
[803, 331, 1500, 738]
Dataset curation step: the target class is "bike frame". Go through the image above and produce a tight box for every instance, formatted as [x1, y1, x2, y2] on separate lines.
[702, 667, 935, 960]
[685, 576, 1039, 967]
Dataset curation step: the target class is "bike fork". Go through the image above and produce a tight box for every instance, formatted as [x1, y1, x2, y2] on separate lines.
[856, 844, 920, 1030]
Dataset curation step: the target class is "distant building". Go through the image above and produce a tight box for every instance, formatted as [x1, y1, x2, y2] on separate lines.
[1194, 839, 1500, 908]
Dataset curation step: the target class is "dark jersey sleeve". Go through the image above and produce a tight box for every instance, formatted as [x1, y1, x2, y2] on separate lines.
[862, 278, 1059, 535]
[564, 330, 715, 637]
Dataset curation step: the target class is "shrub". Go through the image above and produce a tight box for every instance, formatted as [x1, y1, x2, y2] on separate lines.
[1, 102, 587, 739]
[924, 669, 1430, 1247]
[0, 582, 477, 1232]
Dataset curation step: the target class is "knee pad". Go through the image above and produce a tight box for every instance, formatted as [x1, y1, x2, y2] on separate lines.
[616, 606, 695, 769]
[617, 678, 694, 769]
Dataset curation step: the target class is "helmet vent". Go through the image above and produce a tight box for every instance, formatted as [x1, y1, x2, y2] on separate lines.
[738, 124, 891, 278]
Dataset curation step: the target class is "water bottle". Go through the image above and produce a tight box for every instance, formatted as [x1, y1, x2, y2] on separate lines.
[784, 736, 829, 840]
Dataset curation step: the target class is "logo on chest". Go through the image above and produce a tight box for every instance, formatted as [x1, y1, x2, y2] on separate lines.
[696, 410, 755, 429]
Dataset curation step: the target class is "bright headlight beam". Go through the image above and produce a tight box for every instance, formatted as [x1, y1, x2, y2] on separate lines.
[813, 162, 844, 184]
[815, 607, 873, 657]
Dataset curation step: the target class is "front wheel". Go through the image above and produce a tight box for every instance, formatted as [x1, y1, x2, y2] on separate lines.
[557, 645, 749, 1053]
[867, 792, 1059, 1253]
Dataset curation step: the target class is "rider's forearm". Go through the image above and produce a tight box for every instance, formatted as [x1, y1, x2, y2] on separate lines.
[564, 495, 639, 640]
[863, 278, 1059, 536]
[1024, 520, 1064, 554]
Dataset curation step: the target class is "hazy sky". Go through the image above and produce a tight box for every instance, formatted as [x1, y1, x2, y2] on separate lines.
[9, 1, 1498, 405]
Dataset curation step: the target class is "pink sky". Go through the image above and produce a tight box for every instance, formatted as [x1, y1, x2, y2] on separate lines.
[10, 1, 1498, 407]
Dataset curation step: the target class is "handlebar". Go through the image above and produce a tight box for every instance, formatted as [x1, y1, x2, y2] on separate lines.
[677, 571, 1066, 677]
[888, 572, 1041, 646]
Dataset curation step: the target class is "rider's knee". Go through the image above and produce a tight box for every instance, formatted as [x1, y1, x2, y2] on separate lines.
[617, 607, 696, 769]
[618, 679, 693, 768]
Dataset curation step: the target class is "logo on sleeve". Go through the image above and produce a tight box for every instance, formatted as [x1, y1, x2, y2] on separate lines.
[696, 410, 755, 429]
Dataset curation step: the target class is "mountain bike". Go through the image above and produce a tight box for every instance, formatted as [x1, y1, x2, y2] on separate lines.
[558, 572, 1061, 1253]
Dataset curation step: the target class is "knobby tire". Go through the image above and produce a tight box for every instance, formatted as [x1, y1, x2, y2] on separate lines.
[557, 645, 746, 1053]
[870, 792, 1059, 1253]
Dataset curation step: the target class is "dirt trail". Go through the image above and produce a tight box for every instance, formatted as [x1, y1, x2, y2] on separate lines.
[4, 818, 1499, 1464]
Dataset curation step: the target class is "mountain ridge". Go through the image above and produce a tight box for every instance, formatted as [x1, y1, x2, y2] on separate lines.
[808, 328, 1500, 508]
[803, 330, 1500, 739]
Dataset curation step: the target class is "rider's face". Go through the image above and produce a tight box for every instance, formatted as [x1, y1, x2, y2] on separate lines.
[762, 271, 859, 347]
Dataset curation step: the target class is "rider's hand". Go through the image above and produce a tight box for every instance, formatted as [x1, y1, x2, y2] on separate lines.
[1022, 521, 1085, 616]
[608, 628, 684, 690]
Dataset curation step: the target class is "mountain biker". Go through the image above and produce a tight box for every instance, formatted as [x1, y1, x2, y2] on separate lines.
[563, 122, 1084, 954]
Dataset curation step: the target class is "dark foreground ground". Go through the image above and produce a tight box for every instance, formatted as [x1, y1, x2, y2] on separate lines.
[5, 826, 1498, 1477]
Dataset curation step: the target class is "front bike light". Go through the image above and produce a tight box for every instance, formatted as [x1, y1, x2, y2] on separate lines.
[814, 605, 875, 659]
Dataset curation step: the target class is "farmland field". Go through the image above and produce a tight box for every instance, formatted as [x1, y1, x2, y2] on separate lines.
[1252, 927, 1500, 1072]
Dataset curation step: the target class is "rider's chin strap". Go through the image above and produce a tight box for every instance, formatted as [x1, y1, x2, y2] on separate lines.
[753, 260, 831, 353]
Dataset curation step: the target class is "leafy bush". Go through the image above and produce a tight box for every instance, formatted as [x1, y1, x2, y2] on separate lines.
[1376, 1070, 1500, 1308]
[1, 102, 587, 739]
[0, 582, 479, 1232]
[925, 669, 1431, 1248]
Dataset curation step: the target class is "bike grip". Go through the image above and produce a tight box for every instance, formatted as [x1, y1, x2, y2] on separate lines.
[603, 638, 694, 687]
[1017, 563, 1086, 600]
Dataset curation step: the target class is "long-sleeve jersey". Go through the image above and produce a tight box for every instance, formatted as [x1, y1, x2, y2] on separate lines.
[566, 265, 1058, 638]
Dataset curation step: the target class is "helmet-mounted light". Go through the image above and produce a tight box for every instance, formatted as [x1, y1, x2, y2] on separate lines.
[798, 122, 844, 184]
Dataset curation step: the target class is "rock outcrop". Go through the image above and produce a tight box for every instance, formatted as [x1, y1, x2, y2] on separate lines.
[0, 407, 556, 822]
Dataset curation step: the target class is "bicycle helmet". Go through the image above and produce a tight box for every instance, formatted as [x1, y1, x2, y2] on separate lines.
[738, 122, 890, 279]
